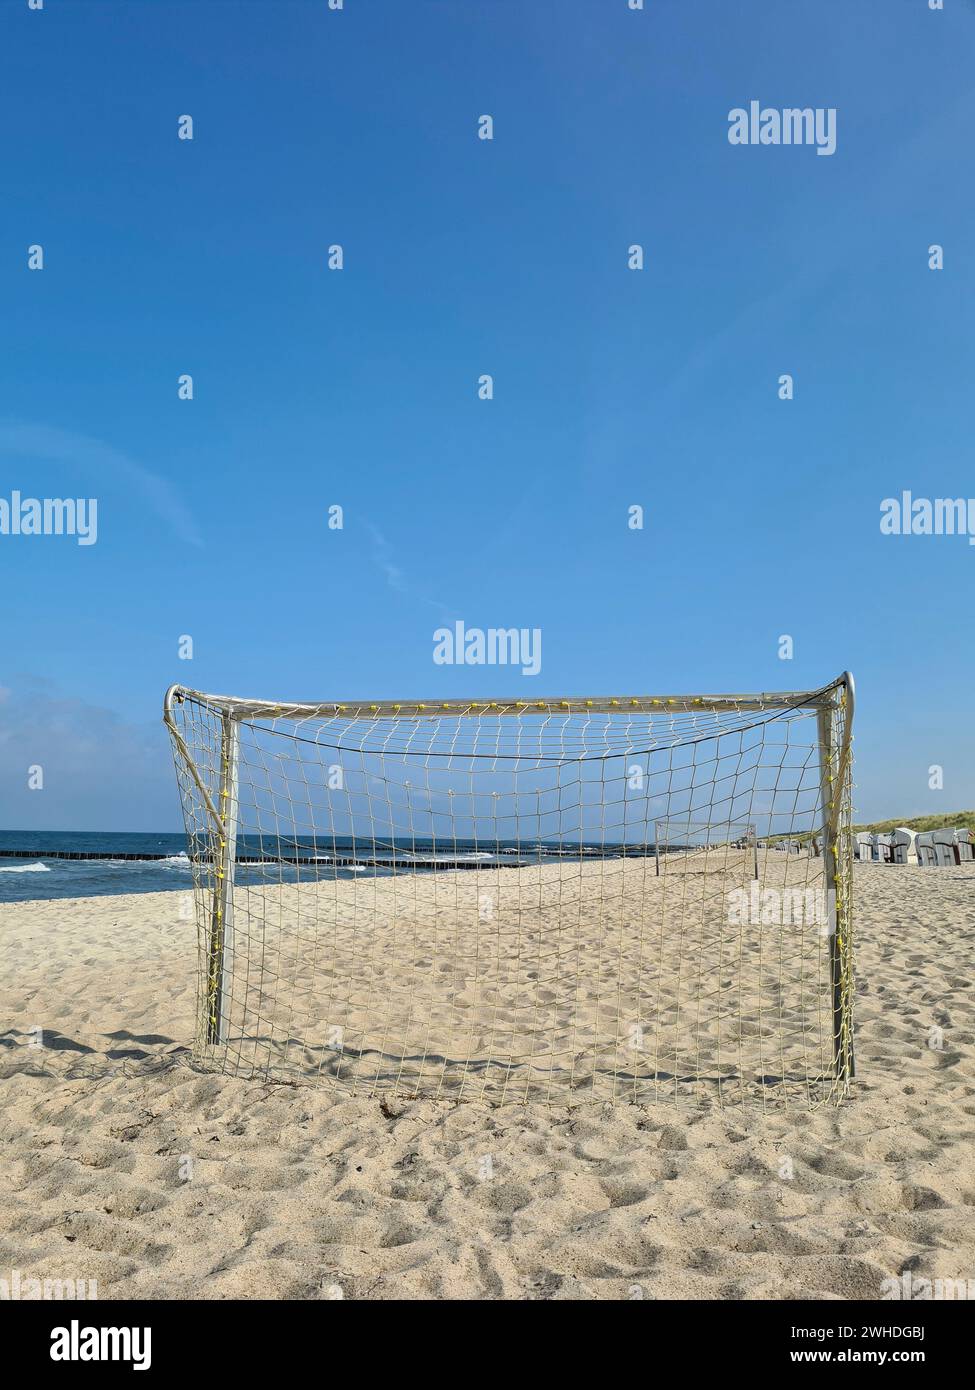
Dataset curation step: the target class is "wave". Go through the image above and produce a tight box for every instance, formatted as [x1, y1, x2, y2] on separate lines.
[100, 854, 192, 869]
[0, 860, 51, 873]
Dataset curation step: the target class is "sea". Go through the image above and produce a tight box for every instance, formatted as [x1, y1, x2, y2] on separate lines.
[0, 831, 649, 904]
[0, 832, 195, 903]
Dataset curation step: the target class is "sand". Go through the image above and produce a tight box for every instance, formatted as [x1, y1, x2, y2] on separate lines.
[190, 849, 845, 1106]
[1, 861, 973, 1300]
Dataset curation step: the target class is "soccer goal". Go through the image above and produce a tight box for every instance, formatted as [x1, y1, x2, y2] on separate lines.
[654, 818, 758, 879]
[164, 673, 855, 1108]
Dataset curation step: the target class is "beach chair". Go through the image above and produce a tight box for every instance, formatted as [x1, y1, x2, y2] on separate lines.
[890, 830, 913, 865]
[955, 828, 974, 863]
[855, 832, 875, 862]
[876, 833, 895, 864]
[931, 829, 958, 867]
[915, 833, 939, 867]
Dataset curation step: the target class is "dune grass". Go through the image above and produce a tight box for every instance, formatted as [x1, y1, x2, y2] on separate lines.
[775, 811, 975, 846]
[853, 810, 975, 836]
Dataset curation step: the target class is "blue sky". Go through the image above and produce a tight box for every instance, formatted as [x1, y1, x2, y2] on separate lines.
[1, 0, 973, 829]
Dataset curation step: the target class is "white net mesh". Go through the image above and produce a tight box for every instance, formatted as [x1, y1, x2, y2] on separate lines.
[165, 679, 854, 1108]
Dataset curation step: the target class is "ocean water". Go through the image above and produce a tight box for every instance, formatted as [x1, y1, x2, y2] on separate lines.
[0, 831, 639, 904]
[0, 832, 194, 903]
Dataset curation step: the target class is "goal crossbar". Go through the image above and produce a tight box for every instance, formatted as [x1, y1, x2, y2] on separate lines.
[165, 682, 842, 723]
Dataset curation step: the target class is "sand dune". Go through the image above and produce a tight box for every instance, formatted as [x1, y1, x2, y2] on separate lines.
[1, 861, 973, 1299]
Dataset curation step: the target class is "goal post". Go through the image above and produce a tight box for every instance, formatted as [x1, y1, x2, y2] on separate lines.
[208, 711, 239, 1047]
[818, 677, 856, 1088]
[164, 673, 855, 1108]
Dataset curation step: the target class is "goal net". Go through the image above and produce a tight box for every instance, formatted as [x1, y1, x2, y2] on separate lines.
[164, 674, 855, 1108]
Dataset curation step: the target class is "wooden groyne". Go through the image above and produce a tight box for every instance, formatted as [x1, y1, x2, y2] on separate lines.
[0, 849, 174, 862]
[0, 846, 657, 867]
[0, 848, 528, 870]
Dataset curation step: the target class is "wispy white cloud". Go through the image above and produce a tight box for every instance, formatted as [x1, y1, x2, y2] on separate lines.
[0, 420, 203, 547]
[366, 522, 407, 593]
[365, 521, 450, 618]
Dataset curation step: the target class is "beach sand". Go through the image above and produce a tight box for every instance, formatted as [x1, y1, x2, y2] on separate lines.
[1, 861, 973, 1300]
